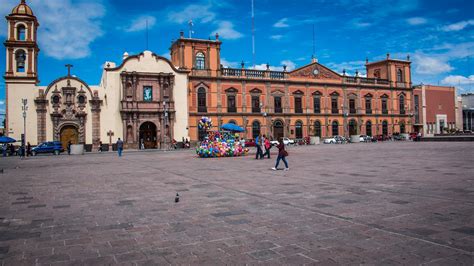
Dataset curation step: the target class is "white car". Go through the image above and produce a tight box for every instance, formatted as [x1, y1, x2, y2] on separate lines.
[270, 137, 295, 146]
[324, 137, 337, 144]
[283, 137, 295, 145]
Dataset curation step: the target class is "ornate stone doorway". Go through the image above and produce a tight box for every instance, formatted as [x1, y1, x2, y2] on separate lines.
[273, 120, 284, 140]
[139, 122, 157, 149]
[60, 125, 79, 149]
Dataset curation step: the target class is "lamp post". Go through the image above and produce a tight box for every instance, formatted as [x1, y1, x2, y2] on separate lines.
[21, 99, 28, 158]
[163, 100, 168, 150]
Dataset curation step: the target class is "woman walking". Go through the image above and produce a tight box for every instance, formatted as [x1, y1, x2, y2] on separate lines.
[272, 138, 289, 171]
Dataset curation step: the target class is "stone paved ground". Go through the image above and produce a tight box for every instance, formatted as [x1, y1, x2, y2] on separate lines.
[0, 142, 473, 265]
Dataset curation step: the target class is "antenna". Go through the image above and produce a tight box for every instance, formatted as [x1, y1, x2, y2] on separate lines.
[145, 19, 149, 50]
[312, 24, 315, 59]
[188, 20, 194, 38]
[251, 0, 255, 69]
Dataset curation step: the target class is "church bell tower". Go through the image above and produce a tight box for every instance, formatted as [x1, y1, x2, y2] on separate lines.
[4, 0, 39, 84]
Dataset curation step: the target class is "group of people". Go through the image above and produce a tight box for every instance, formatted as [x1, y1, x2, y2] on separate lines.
[1, 142, 32, 157]
[254, 134, 289, 171]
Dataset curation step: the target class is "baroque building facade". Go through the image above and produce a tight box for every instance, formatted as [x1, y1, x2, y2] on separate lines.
[170, 32, 414, 142]
[5, 0, 415, 149]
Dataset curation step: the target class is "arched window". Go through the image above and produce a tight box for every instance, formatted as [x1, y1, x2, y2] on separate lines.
[399, 94, 405, 114]
[252, 121, 260, 139]
[195, 52, 205, 70]
[349, 119, 357, 135]
[15, 49, 26, 73]
[332, 121, 339, 136]
[382, 121, 388, 136]
[229, 120, 237, 125]
[295, 121, 303, 139]
[17, 24, 26, 41]
[197, 87, 206, 112]
[397, 69, 403, 82]
[366, 121, 372, 136]
[314, 121, 321, 137]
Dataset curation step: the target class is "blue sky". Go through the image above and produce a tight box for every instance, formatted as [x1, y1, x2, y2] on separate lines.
[1, 0, 474, 113]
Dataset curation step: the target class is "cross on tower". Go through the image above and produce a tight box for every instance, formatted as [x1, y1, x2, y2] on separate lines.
[65, 64, 73, 77]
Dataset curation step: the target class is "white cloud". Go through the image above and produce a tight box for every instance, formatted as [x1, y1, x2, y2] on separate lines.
[212, 21, 243, 40]
[441, 20, 474, 32]
[5, 0, 106, 60]
[326, 60, 366, 75]
[123, 15, 156, 33]
[168, 4, 215, 24]
[270, 35, 283, 40]
[407, 17, 427, 25]
[220, 58, 239, 68]
[254, 60, 295, 71]
[412, 54, 453, 75]
[441, 75, 474, 85]
[273, 18, 289, 28]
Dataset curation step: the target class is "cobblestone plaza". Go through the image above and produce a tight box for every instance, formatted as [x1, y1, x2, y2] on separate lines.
[0, 142, 473, 265]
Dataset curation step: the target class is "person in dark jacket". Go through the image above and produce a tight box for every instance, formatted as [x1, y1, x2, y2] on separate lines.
[272, 138, 289, 171]
[67, 141, 72, 155]
[255, 134, 264, 159]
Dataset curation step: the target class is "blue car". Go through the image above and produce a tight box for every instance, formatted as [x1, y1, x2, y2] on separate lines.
[31, 141, 64, 156]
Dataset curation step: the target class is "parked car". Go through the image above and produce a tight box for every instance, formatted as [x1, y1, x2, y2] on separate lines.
[244, 139, 256, 147]
[270, 137, 295, 146]
[31, 141, 64, 156]
[324, 135, 347, 144]
[282, 137, 295, 145]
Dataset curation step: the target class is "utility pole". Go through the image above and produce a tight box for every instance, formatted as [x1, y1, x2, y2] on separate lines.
[21, 98, 28, 158]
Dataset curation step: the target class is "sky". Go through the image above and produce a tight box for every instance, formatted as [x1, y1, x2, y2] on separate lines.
[0, 0, 474, 114]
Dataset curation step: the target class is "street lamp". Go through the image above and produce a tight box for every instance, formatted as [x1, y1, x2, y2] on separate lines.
[21, 99, 28, 158]
[163, 101, 168, 150]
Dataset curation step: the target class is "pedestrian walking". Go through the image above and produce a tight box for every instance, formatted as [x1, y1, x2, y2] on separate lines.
[116, 138, 124, 157]
[67, 141, 72, 155]
[272, 138, 289, 171]
[26, 142, 31, 157]
[416, 132, 422, 142]
[98, 141, 103, 152]
[263, 135, 271, 159]
[9, 144, 15, 156]
[2, 144, 6, 157]
[255, 134, 263, 159]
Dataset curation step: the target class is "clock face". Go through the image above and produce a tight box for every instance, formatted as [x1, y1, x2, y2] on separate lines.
[143, 87, 152, 101]
[313, 68, 319, 76]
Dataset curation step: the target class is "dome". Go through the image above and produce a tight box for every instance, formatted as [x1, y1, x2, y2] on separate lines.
[11, 0, 34, 16]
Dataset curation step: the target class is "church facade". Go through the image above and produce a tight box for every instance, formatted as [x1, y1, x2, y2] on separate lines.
[4, 0, 415, 149]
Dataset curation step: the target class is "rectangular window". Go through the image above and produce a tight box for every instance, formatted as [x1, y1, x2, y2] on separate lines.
[227, 95, 236, 113]
[349, 99, 356, 114]
[314, 97, 321, 114]
[365, 98, 372, 114]
[382, 98, 388, 114]
[251, 96, 260, 113]
[331, 98, 338, 114]
[143, 86, 152, 102]
[295, 97, 303, 113]
[274, 96, 282, 113]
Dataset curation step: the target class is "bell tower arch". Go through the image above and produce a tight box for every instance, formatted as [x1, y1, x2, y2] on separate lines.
[4, 0, 39, 84]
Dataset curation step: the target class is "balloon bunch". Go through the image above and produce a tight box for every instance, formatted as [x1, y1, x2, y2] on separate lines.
[196, 131, 249, 158]
[198, 117, 213, 131]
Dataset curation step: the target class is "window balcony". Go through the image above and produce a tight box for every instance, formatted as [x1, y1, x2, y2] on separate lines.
[349, 108, 356, 114]
[227, 107, 237, 113]
[198, 106, 207, 113]
[382, 110, 388, 115]
[332, 108, 338, 114]
[295, 108, 303, 114]
[366, 109, 372, 114]
[275, 107, 283, 113]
